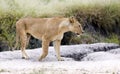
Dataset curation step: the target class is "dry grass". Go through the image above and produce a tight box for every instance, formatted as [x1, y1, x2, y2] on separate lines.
[0, 0, 119, 17]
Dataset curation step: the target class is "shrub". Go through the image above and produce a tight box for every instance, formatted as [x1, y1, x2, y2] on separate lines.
[0, 0, 120, 51]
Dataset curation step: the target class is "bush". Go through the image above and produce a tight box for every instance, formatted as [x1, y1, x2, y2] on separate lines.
[0, 14, 18, 50]
[0, 0, 120, 51]
[104, 34, 119, 44]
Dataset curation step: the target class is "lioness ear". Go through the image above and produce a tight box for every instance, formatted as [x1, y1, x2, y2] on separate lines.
[69, 16, 74, 23]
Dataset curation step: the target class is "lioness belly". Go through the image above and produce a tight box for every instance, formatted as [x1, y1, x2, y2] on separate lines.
[27, 30, 42, 40]
[52, 34, 63, 41]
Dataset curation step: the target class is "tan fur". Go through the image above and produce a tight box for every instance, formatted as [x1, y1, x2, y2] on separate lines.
[13, 17, 84, 61]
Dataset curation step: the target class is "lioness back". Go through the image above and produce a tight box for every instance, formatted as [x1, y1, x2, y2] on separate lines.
[16, 17, 68, 40]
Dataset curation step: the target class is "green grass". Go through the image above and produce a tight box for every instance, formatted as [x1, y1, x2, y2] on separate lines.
[104, 34, 119, 44]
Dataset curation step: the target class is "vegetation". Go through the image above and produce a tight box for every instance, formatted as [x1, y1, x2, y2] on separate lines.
[104, 34, 119, 44]
[0, 0, 120, 51]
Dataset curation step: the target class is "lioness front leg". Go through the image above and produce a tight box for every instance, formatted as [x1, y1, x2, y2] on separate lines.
[20, 32, 29, 59]
[39, 39, 50, 61]
[53, 40, 64, 61]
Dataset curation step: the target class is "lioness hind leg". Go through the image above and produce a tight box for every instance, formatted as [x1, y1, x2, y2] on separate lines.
[39, 40, 50, 61]
[20, 31, 29, 59]
[53, 40, 64, 61]
[26, 34, 31, 46]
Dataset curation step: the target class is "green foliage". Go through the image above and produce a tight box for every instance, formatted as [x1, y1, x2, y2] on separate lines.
[69, 34, 93, 44]
[0, 0, 120, 50]
[104, 34, 119, 44]
[69, 33, 104, 44]
[76, 4, 120, 35]
[0, 14, 18, 50]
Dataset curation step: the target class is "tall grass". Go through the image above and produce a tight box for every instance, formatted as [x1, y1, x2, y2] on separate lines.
[0, 0, 119, 17]
[0, 0, 120, 50]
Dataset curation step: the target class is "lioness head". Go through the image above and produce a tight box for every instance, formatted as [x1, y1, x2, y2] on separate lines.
[69, 17, 84, 35]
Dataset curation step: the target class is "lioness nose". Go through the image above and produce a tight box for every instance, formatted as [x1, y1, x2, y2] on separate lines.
[82, 31, 84, 33]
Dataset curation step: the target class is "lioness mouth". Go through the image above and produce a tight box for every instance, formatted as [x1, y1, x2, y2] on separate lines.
[76, 33, 80, 35]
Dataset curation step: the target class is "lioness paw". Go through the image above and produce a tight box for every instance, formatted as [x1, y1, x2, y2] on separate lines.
[22, 57, 29, 60]
[58, 58, 64, 61]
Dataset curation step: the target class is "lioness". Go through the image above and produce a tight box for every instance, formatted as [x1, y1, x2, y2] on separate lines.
[13, 16, 84, 61]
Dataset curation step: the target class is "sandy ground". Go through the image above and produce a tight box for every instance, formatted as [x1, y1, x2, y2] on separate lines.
[0, 43, 120, 74]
